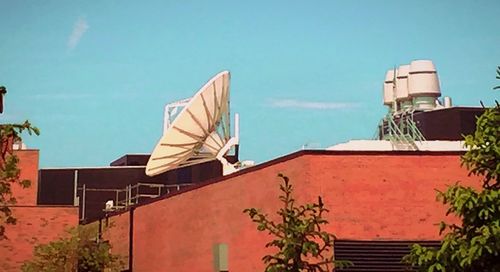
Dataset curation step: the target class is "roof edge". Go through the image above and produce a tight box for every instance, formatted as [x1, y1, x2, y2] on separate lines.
[85, 149, 466, 223]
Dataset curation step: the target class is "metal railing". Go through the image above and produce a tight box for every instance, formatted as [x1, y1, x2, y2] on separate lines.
[379, 111, 426, 150]
[77, 182, 193, 220]
[403, 111, 426, 141]
[115, 182, 193, 208]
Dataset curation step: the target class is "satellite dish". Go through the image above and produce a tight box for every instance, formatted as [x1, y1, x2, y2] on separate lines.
[145, 71, 240, 177]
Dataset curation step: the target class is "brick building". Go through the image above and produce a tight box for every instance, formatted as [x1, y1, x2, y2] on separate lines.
[0, 149, 79, 271]
[1, 73, 487, 271]
[92, 150, 480, 271]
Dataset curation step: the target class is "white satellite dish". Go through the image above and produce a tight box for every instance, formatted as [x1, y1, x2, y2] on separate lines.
[146, 71, 240, 177]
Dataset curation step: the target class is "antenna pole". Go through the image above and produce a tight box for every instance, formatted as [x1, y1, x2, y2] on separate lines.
[73, 170, 79, 206]
[234, 113, 240, 141]
[392, 66, 398, 114]
[163, 104, 170, 136]
[81, 184, 86, 221]
[0, 86, 6, 114]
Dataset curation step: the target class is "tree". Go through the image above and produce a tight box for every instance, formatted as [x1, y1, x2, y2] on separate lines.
[462, 103, 500, 189]
[22, 225, 123, 272]
[0, 118, 40, 239]
[403, 104, 500, 271]
[244, 173, 351, 272]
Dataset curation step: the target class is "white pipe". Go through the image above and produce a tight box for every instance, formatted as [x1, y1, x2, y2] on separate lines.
[444, 96, 452, 108]
[73, 170, 79, 206]
[234, 113, 240, 142]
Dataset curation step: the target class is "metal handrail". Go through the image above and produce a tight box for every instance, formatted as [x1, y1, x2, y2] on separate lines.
[386, 116, 419, 150]
[115, 182, 193, 208]
[379, 110, 427, 151]
[405, 111, 426, 141]
[387, 117, 409, 142]
[78, 182, 194, 216]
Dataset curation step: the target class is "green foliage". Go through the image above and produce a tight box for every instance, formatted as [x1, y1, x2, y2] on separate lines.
[244, 173, 351, 272]
[404, 186, 500, 271]
[404, 104, 500, 271]
[462, 105, 500, 189]
[22, 226, 123, 272]
[0, 120, 39, 239]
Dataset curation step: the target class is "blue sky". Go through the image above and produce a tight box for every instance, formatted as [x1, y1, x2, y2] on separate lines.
[1, 0, 499, 167]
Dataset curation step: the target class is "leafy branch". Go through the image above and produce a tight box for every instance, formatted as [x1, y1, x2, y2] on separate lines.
[403, 74, 500, 271]
[22, 225, 124, 272]
[462, 104, 500, 189]
[0, 120, 40, 239]
[244, 173, 351, 272]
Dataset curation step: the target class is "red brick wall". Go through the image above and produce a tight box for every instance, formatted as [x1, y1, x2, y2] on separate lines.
[11, 150, 39, 205]
[306, 154, 478, 240]
[131, 155, 310, 272]
[0, 206, 78, 271]
[0, 149, 79, 272]
[102, 212, 130, 270]
[104, 152, 481, 272]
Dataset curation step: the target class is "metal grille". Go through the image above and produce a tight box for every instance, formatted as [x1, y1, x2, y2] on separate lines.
[334, 240, 440, 272]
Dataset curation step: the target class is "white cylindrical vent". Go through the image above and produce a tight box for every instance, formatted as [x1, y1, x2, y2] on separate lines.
[383, 69, 396, 106]
[444, 96, 452, 108]
[408, 60, 441, 97]
[396, 65, 410, 101]
[409, 60, 441, 110]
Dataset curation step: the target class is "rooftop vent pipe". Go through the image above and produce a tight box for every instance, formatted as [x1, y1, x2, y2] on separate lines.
[383, 69, 396, 111]
[396, 64, 412, 111]
[408, 60, 441, 110]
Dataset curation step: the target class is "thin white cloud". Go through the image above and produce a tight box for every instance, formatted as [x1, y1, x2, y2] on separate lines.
[269, 99, 358, 110]
[0, 113, 22, 121]
[27, 93, 94, 100]
[25, 91, 149, 101]
[67, 17, 89, 51]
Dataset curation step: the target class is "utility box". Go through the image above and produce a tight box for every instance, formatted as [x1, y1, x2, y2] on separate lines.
[213, 243, 228, 272]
